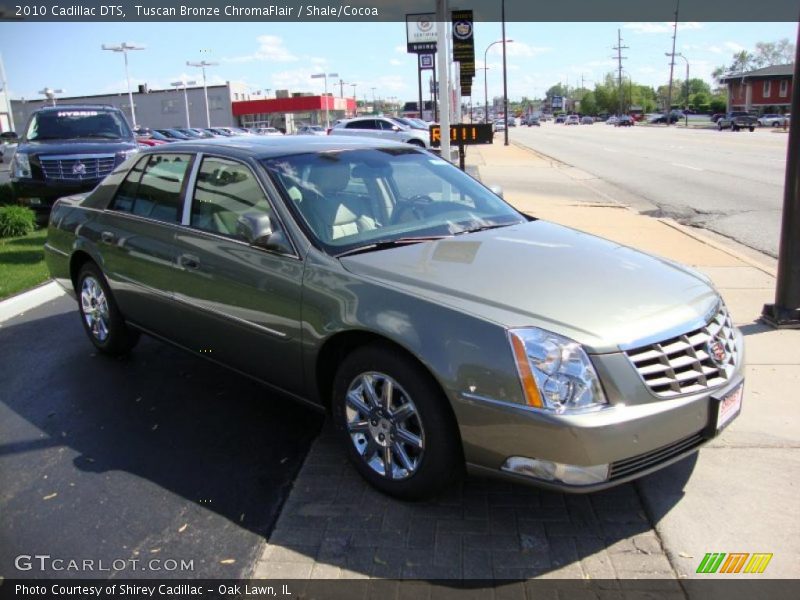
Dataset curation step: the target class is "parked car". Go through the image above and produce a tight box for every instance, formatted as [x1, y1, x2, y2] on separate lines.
[45, 136, 744, 499]
[493, 120, 506, 132]
[527, 117, 541, 127]
[565, 115, 580, 125]
[330, 116, 429, 147]
[295, 125, 327, 136]
[0, 131, 18, 163]
[174, 127, 213, 139]
[10, 104, 138, 222]
[757, 114, 788, 128]
[717, 112, 758, 132]
[648, 113, 680, 125]
[554, 115, 566, 124]
[710, 113, 725, 123]
[134, 128, 169, 147]
[616, 115, 635, 127]
[580, 116, 594, 125]
[605, 116, 619, 126]
[154, 128, 192, 141]
[254, 127, 284, 136]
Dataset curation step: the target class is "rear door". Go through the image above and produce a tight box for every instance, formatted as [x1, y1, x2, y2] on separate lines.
[97, 152, 194, 337]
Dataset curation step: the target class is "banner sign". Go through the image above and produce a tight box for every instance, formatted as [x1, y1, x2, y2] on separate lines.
[406, 13, 437, 53]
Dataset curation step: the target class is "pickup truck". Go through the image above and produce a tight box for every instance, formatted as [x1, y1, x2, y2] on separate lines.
[717, 111, 758, 132]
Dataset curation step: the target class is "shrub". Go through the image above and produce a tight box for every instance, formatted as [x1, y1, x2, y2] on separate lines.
[0, 205, 36, 238]
[0, 183, 12, 206]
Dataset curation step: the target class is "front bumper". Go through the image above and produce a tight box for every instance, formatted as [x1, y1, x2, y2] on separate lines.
[455, 345, 744, 492]
[12, 178, 101, 221]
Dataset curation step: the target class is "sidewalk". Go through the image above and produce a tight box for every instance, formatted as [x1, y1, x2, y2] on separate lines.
[252, 141, 800, 585]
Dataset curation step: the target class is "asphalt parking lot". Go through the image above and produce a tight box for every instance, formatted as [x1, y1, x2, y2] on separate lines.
[0, 294, 323, 579]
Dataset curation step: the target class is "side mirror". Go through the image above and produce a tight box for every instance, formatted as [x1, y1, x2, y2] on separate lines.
[489, 185, 504, 199]
[237, 212, 292, 254]
[391, 125, 401, 132]
[0, 131, 18, 141]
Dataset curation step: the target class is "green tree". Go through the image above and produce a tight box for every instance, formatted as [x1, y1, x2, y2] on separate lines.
[578, 91, 597, 115]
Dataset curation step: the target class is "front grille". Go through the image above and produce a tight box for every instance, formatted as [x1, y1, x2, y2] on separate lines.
[39, 154, 116, 181]
[608, 431, 705, 481]
[624, 303, 738, 398]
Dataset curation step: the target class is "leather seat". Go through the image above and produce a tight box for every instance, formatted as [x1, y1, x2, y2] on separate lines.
[305, 162, 378, 241]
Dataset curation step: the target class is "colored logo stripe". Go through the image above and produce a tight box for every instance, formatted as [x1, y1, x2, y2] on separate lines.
[696, 552, 773, 574]
[744, 553, 773, 574]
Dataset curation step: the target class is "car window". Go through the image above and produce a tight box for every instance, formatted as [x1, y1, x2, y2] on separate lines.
[263, 148, 525, 254]
[346, 120, 376, 130]
[110, 154, 190, 223]
[190, 156, 274, 240]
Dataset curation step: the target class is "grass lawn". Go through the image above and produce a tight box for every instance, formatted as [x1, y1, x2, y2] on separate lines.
[0, 228, 51, 300]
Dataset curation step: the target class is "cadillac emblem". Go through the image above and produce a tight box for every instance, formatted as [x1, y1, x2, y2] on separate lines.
[707, 338, 727, 366]
[72, 162, 87, 176]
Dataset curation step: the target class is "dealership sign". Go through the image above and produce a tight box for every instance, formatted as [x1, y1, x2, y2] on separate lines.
[406, 13, 437, 53]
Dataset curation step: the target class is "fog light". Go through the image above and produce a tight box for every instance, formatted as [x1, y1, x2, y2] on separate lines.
[20, 197, 41, 206]
[501, 456, 609, 485]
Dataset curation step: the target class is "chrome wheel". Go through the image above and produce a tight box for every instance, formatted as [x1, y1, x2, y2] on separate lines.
[345, 372, 425, 480]
[80, 275, 110, 342]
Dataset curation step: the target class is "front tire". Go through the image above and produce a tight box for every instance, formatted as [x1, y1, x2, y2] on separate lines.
[77, 263, 139, 356]
[331, 343, 462, 500]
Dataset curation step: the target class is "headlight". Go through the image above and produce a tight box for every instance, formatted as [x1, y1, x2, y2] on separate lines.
[508, 327, 607, 413]
[117, 148, 140, 162]
[11, 152, 31, 178]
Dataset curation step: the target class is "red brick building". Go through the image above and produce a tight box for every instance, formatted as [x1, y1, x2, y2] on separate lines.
[720, 64, 793, 113]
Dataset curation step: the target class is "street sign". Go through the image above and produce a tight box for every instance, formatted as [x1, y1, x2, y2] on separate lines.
[552, 95, 563, 109]
[429, 124, 493, 147]
[406, 13, 437, 53]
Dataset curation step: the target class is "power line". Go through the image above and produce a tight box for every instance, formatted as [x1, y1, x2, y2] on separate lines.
[612, 29, 629, 115]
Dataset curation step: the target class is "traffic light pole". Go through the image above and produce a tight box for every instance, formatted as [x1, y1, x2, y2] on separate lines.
[761, 22, 800, 328]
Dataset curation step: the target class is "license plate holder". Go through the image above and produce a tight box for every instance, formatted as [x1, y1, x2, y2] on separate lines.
[710, 381, 744, 435]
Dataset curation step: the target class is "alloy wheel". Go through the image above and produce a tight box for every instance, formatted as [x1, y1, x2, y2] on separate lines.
[80, 276, 110, 342]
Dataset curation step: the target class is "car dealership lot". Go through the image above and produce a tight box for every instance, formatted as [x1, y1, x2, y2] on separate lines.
[511, 123, 788, 258]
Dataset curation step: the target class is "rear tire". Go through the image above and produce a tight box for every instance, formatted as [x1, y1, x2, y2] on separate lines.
[77, 263, 140, 356]
[331, 343, 462, 500]
[749, 127, 755, 132]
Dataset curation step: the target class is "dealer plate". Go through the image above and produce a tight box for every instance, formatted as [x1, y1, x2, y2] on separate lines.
[715, 382, 743, 433]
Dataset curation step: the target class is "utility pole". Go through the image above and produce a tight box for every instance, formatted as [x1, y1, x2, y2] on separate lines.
[336, 79, 348, 98]
[665, 0, 680, 125]
[612, 29, 628, 116]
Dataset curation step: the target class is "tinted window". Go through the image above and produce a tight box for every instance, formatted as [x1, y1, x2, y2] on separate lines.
[110, 154, 190, 223]
[26, 109, 132, 141]
[346, 120, 377, 130]
[191, 157, 273, 239]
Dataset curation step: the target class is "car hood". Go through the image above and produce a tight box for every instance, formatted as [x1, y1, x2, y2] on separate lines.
[340, 221, 720, 353]
[19, 139, 137, 155]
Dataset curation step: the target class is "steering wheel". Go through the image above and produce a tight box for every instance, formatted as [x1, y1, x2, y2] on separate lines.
[391, 194, 434, 223]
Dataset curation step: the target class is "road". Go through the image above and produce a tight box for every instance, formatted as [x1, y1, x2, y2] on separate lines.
[0, 294, 323, 579]
[510, 123, 789, 257]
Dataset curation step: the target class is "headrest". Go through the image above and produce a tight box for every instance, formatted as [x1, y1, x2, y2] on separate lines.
[308, 161, 350, 195]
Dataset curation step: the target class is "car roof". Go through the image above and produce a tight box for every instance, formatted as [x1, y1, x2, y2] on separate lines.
[137, 135, 419, 160]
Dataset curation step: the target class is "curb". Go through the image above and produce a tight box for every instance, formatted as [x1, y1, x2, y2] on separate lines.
[0, 280, 66, 325]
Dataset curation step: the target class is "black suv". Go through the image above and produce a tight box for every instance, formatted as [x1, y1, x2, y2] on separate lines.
[10, 105, 138, 222]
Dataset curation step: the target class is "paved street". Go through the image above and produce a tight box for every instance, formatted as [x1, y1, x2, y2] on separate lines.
[0, 294, 323, 579]
[510, 123, 789, 258]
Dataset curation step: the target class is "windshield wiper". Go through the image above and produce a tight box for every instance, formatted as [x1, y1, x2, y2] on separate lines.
[336, 235, 449, 258]
[453, 223, 515, 236]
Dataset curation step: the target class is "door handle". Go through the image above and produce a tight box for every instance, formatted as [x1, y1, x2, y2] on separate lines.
[100, 231, 115, 244]
[178, 254, 200, 270]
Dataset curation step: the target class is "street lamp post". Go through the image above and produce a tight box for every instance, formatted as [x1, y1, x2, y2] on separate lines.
[186, 60, 218, 128]
[483, 39, 513, 128]
[38, 87, 63, 106]
[350, 83, 358, 117]
[311, 72, 338, 129]
[171, 80, 196, 128]
[102, 43, 145, 127]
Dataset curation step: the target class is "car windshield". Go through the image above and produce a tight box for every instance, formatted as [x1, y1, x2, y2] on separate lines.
[26, 109, 132, 141]
[262, 147, 527, 257]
